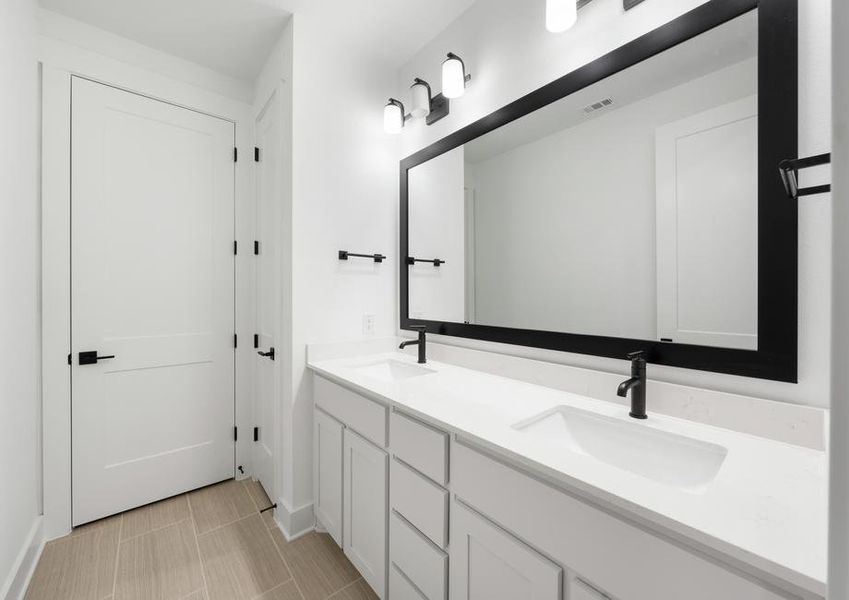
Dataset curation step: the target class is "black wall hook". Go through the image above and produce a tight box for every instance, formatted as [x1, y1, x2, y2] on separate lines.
[339, 250, 386, 263]
[779, 153, 831, 200]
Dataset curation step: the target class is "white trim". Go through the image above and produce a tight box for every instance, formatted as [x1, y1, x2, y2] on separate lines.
[274, 497, 315, 542]
[40, 33, 255, 540]
[0, 517, 45, 600]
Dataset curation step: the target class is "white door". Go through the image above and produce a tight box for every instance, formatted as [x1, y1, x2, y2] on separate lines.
[253, 91, 282, 498]
[314, 408, 344, 546]
[71, 77, 236, 526]
[655, 95, 758, 350]
[344, 428, 388, 598]
[450, 501, 562, 600]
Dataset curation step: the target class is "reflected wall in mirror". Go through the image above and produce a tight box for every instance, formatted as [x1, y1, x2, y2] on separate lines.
[409, 11, 757, 350]
[401, 0, 799, 382]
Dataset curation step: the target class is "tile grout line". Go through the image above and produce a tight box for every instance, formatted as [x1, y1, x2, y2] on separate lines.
[120, 514, 194, 545]
[266, 524, 308, 600]
[110, 513, 125, 599]
[186, 493, 213, 599]
[326, 578, 367, 600]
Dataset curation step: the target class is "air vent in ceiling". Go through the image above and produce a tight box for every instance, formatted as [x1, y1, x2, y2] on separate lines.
[583, 98, 614, 114]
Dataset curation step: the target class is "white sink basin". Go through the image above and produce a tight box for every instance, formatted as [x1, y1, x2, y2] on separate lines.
[352, 359, 436, 383]
[513, 406, 727, 492]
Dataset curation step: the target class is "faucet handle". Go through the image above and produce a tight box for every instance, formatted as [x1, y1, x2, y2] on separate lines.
[627, 350, 646, 362]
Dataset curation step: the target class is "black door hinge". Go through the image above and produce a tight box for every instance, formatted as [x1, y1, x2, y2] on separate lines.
[253, 334, 259, 349]
[253, 427, 259, 442]
[234, 334, 238, 348]
[234, 147, 238, 162]
[234, 240, 238, 255]
[67, 353, 72, 365]
[254, 147, 260, 162]
[254, 241, 260, 255]
[234, 426, 238, 441]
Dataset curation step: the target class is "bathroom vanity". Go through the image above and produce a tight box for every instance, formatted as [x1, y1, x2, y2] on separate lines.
[308, 347, 825, 600]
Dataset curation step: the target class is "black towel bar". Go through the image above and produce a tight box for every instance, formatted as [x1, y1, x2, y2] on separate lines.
[339, 250, 386, 263]
[779, 153, 831, 200]
[406, 257, 444, 267]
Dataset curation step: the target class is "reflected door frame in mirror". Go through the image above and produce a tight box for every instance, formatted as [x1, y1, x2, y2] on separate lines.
[400, 0, 798, 382]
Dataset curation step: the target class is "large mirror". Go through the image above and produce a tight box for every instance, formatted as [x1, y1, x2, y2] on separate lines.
[401, 0, 798, 381]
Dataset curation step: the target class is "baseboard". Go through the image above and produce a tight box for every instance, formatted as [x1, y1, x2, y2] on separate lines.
[1, 517, 45, 600]
[273, 497, 314, 542]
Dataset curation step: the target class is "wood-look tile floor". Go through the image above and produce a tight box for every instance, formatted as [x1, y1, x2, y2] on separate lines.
[25, 479, 378, 600]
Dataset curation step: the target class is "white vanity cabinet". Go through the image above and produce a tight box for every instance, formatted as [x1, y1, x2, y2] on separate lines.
[312, 372, 814, 600]
[313, 376, 389, 598]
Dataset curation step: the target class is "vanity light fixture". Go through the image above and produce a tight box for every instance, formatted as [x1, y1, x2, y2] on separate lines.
[383, 98, 407, 135]
[546, 0, 578, 33]
[383, 53, 472, 134]
[410, 78, 432, 118]
[442, 53, 469, 99]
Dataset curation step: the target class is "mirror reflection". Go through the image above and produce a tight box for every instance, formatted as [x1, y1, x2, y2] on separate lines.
[408, 11, 758, 350]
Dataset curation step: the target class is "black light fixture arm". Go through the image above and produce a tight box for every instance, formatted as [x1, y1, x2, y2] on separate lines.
[339, 250, 387, 263]
[779, 153, 831, 200]
[406, 256, 444, 267]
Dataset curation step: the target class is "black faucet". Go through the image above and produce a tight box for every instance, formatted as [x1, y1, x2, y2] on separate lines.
[617, 351, 647, 419]
[399, 326, 427, 364]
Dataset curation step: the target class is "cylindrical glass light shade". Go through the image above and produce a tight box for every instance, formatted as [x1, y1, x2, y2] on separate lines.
[383, 99, 404, 134]
[410, 79, 432, 118]
[546, 0, 577, 33]
[442, 53, 466, 99]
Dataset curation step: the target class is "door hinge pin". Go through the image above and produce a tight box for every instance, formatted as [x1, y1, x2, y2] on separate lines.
[234, 334, 238, 348]
[253, 334, 259, 349]
[253, 426, 259, 442]
[234, 426, 238, 441]
[254, 241, 259, 255]
[234, 147, 238, 162]
[234, 240, 238, 255]
[254, 147, 260, 162]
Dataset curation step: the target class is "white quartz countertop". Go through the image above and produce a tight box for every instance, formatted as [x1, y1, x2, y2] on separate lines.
[308, 351, 827, 597]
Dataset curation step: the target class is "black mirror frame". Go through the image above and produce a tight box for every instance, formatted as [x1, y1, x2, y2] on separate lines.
[400, 0, 798, 383]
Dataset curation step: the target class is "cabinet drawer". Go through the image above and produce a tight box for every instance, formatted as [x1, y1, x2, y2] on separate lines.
[389, 564, 427, 600]
[390, 511, 447, 600]
[314, 375, 387, 447]
[390, 410, 448, 485]
[390, 458, 448, 548]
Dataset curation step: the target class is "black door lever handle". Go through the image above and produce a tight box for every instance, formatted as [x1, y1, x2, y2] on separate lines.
[257, 347, 275, 361]
[79, 351, 116, 365]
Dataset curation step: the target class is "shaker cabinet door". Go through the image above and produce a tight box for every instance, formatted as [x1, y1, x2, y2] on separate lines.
[344, 428, 388, 598]
[451, 500, 562, 600]
[314, 408, 344, 546]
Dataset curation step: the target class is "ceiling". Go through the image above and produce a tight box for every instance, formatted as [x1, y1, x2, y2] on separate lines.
[38, 0, 477, 81]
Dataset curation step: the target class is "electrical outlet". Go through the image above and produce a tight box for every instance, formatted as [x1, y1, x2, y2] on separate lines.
[362, 313, 375, 335]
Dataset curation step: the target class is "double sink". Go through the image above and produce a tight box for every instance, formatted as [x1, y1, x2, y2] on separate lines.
[350, 358, 728, 493]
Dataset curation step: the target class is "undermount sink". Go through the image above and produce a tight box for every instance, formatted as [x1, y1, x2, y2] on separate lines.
[352, 359, 436, 383]
[513, 406, 727, 492]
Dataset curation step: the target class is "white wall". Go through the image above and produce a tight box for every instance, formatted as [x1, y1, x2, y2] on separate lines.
[0, 0, 42, 595]
[279, 12, 398, 531]
[829, 1, 849, 596]
[398, 0, 832, 408]
[408, 146, 466, 322]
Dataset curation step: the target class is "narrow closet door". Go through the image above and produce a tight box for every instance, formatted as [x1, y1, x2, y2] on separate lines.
[253, 89, 284, 500]
[71, 77, 236, 525]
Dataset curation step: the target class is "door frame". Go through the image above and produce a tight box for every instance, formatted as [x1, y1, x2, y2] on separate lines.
[41, 38, 256, 540]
